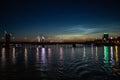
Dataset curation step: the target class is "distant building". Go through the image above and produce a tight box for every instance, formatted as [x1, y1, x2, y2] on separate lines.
[37, 36, 41, 42]
[103, 33, 109, 41]
[5, 33, 11, 43]
[117, 36, 120, 40]
[41, 36, 45, 42]
[4, 32, 11, 47]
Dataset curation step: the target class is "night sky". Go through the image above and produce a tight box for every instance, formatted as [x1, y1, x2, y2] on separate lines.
[0, 0, 120, 40]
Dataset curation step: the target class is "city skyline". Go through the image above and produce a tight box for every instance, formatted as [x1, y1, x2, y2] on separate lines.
[1, 32, 120, 42]
[0, 0, 120, 40]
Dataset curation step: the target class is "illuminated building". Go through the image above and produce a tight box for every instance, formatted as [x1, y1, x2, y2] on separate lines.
[102, 33, 109, 44]
[41, 36, 45, 42]
[37, 36, 41, 42]
[103, 33, 109, 41]
[109, 37, 114, 43]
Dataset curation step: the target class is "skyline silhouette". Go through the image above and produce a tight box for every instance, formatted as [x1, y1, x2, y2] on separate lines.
[0, 0, 120, 39]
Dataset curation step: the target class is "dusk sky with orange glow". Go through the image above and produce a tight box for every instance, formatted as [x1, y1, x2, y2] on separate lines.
[0, 0, 120, 40]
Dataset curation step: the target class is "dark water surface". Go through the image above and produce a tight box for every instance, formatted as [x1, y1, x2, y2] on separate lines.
[0, 45, 120, 80]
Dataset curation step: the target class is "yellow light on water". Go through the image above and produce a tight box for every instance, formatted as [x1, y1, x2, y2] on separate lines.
[115, 46, 119, 65]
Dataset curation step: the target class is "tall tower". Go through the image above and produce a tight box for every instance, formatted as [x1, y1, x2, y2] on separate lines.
[4, 32, 11, 47]
[103, 33, 109, 41]
[5, 33, 11, 43]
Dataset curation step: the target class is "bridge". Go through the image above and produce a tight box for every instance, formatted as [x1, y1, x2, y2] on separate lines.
[0, 32, 93, 47]
[0, 41, 93, 47]
[1, 41, 119, 47]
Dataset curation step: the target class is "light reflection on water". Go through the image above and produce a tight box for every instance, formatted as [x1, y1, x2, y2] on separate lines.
[36, 47, 39, 63]
[1, 48, 5, 68]
[48, 48, 52, 63]
[40, 47, 48, 72]
[91, 44, 93, 58]
[82, 46, 86, 61]
[60, 47, 63, 60]
[0, 45, 120, 80]
[12, 47, 16, 64]
[41, 48, 46, 64]
[104, 46, 109, 64]
[95, 46, 98, 60]
[71, 47, 75, 60]
[110, 46, 115, 66]
[24, 47, 28, 67]
[115, 46, 119, 66]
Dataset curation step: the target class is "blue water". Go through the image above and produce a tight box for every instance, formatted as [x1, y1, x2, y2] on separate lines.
[0, 45, 120, 80]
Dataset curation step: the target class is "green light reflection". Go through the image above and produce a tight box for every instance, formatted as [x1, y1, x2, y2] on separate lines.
[104, 46, 109, 61]
[104, 46, 110, 65]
